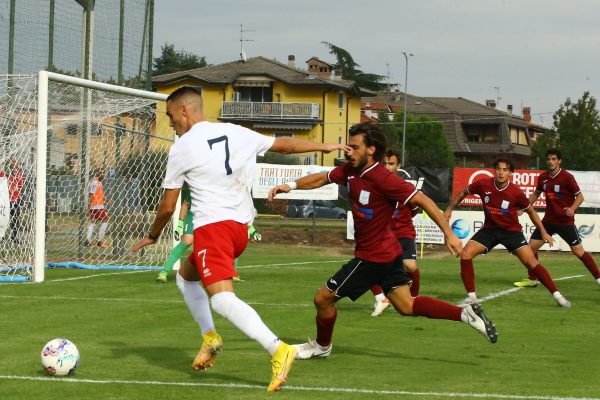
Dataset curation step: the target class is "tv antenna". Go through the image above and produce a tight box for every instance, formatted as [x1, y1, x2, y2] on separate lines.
[239, 24, 255, 62]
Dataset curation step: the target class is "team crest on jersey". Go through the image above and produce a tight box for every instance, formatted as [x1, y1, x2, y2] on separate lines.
[359, 190, 370, 205]
[554, 184, 560, 192]
[501, 200, 510, 209]
[484, 196, 489, 203]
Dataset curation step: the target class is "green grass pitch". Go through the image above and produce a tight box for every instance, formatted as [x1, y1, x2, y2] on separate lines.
[1, 243, 599, 400]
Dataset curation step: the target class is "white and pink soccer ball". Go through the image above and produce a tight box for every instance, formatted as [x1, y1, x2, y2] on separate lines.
[41, 338, 80, 376]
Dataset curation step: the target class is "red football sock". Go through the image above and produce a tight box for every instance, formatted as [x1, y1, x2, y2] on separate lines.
[370, 284, 384, 296]
[531, 264, 558, 293]
[409, 269, 420, 297]
[412, 296, 462, 321]
[316, 309, 337, 347]
[528, 252, 538, 280]
[460, 259, 476, 293]
[579, 252, 600, 279]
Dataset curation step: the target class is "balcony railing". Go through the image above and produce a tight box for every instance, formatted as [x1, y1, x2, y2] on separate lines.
[221, 101, 320, 120]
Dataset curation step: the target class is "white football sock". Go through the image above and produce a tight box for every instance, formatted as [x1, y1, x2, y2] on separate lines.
[176, 273, 215, 335]
[374, 293, 386, 302]
[98, 222, 108, 240]
[467, 292, 478, 301]
[211, 291, 280, 355]
[596, 278, 600, 285]
[86, 223, 96, 241]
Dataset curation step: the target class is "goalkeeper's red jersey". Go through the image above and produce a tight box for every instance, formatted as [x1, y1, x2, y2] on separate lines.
[328, 162, 418, 263]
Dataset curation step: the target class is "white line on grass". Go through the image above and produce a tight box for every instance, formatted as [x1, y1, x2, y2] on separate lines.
[46, 270, 150, 282]
[0, 375, 597, 400]
[472, 274, 585, 305]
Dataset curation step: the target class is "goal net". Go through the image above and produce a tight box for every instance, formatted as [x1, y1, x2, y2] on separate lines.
[0, 72, 174, 282]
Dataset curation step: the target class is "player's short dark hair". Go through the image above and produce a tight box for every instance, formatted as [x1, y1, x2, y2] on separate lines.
[167, 86, 202, 103]
[546, 148, 562, 160]
[493, 157, 515, 172]
[348, 122, 386, 162]
[384, 149, 401, 165]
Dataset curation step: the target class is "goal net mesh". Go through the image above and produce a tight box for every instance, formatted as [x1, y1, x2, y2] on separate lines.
[0, 74, 174, 282]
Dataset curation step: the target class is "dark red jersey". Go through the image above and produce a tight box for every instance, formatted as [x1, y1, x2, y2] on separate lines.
[467, 177, 530, 232]
[535, 168, 581, 225]
[329, 162, 418, 262]
[391, 203, 417, 240]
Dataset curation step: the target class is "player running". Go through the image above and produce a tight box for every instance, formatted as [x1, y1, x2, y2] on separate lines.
[132, 86, 350, 391]
[268, 122, 497, 361]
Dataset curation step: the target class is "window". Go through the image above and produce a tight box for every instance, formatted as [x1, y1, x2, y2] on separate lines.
[238, 87, 273, 102]
[510, 126, 528, 145]
[338, 92, 344, 109]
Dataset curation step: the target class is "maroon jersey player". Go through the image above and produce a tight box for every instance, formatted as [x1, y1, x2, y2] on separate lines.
[514, 148, 600, 288]
[370, 149, 421, 317]
[444, 158, 571, 308]
[268, 122, 497, 361]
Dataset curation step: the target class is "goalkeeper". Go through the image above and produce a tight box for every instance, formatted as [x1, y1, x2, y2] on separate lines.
[156, 184, 262, 283]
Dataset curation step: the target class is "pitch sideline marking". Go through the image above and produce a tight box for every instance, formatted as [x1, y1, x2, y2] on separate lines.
[0, 375, 597, 400]
[473, 274, 585, 304]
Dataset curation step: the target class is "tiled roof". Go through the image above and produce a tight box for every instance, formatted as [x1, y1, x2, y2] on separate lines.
[153, 56, 375, 95]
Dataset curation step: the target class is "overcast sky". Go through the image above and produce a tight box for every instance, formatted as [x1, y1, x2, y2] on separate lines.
[154, 0, 600, 126]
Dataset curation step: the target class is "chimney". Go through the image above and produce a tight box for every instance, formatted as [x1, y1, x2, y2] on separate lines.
[507, 104, 513, 116]
[522, 106, 531, 124]
[287, 55, 296, 68]
[485, 99, 496, 108]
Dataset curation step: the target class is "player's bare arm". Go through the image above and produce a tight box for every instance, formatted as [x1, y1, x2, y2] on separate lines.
[131, 187, 181, 252]
[267, 172, 329, 202]
[529, 190, 541, 206]
[410, 192, 463, 257]
[525, 206, 554, 246]
[269, 137, 351, 154]
[443, 188, 468, 221]
[565, 192, 584, 217]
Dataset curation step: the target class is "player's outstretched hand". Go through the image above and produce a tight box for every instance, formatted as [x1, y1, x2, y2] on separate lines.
[445, 233, 463, 257]
[542, 232, 555, 247]
[267, 184, 292, 202]
[131, 237, 157, 252]
[323, 143, 351, 154]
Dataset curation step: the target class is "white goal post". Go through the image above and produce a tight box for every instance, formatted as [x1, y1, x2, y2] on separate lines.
[0, 71, 177, 283]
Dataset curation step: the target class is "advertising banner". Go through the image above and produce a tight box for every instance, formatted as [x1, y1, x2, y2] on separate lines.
[252, 163, 338, 200]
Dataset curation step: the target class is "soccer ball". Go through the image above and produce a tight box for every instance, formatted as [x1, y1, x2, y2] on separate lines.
[41, 338, 80, 376]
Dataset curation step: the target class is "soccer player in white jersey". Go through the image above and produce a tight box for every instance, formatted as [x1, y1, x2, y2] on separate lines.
[132, 86, 350, 392]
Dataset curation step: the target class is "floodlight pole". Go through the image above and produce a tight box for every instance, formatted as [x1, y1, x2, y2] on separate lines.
[401, 52, 413, 167]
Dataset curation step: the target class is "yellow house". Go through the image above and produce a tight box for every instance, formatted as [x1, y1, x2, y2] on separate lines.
[152, 56, 374, 166]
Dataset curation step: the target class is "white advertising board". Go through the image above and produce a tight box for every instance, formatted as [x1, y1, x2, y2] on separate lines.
[252, 163, 338, 200]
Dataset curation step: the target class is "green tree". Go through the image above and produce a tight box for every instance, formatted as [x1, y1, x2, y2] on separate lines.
[551, 92, 600, 170]
[153, 43, 207, 76]
[322, 41, 388, 91]
[396, 113, 454, 167]
[377, 110, 399, 150]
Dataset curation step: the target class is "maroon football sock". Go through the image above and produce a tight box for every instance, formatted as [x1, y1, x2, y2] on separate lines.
[412, 296, 462, 321]
[528, 252, 538, 280]
[460, 259, 476, 293]
[531, 264, 558, 293]
[370, 284, 384, 296]
[579, 252, 600, 279]
[409, 269, 420, 297]
[316, 309, 337, 347]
